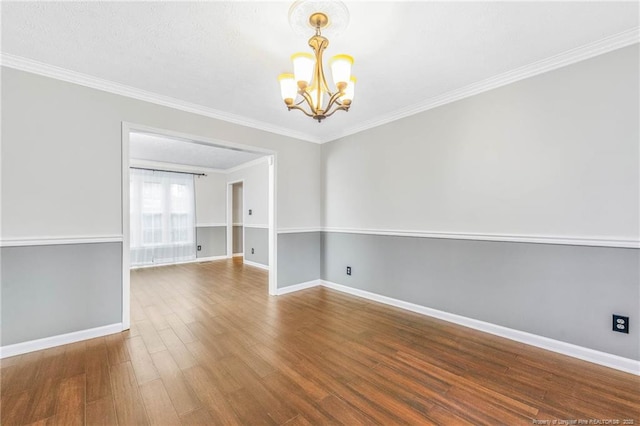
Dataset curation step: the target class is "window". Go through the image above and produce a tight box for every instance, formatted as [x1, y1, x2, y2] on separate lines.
[130, 169, 196, 266]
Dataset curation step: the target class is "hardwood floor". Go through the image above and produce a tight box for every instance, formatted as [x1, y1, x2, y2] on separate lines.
[2, 258, 639, 425]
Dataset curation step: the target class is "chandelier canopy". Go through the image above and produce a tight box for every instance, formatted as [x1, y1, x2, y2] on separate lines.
[278, 9, 356, 123]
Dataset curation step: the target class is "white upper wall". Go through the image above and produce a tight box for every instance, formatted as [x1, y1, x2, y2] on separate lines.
[1, 67, 321, 239]
[321, 45, 639, 241]
[227, 159, 269, 227]
[195, 172, 227, 226]
[232, 182, 243, 225]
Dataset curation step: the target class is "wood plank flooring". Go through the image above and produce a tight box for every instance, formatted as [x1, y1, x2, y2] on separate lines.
[2, 258, 639, 425]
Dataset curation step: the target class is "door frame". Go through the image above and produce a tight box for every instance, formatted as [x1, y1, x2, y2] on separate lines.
[226, 180, 245, 259]
[121, 122, 278, 330]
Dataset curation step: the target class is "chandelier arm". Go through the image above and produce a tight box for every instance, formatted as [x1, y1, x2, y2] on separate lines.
[324, 91, 345, 112]
[287, 104, 315, 118]
[299, 90, 319, 115]
[322, 105, 349, 118]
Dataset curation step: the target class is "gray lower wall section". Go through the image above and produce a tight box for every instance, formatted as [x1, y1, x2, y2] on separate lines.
[1, 242, 123, 346]
[277, 232, 321, 288]
[321, 232, 640, 360]
[244, 227, 268, 266]
[196, 226, 226, 258]
[233, 225, 243, 254]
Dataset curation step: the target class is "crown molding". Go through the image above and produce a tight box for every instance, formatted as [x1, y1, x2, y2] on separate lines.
[321, 27, 640, 143]
[2, 27, 638, 145]
[0, 53, 322, 144]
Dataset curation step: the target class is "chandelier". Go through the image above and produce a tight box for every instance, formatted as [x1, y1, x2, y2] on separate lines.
[278, 9, 356, 123]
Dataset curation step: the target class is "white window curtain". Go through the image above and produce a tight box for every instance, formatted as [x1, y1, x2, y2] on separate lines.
[130, 168, 196, 267]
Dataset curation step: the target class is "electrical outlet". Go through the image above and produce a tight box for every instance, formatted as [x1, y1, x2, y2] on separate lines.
[197, 245, 202, 251]
[251, 248, 255, 254]
[613, 314, 629, 334]
[346, 266, 351, 275]
[249, 209, 252, 215]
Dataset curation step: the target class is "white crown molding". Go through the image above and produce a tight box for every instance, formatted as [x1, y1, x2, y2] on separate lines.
[130, 159, 226, 175]
[0, 53, 322, 144]
[196, 223, 227, 228]
[277, 227, 323, 234]
[243, 259, 270, 270]
[2, 29, 637, 145]
[321, 28, 640, 143]
[225, 156, 270, 174]
[322, 227, 640, 249]
[0, 323, 123, 359]
[0, 235, 124, 247]
[319, 280, 639, 375]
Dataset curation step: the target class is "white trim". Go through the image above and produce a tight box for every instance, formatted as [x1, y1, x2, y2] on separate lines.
[232, 223, 243, 227]
[196, 223, 227, 228]
[125, 123, 277, 157]
[191, 255, 227, 263]
[244, 259, 270, 271]
[320, 280, 640, 375]
[0, 235, 123, 247]
[225, 156, 270, 174]
[321, 28, 640, 143]
[3, 32, 636, 146]
[130, 255, 227, 269]
[121, 124, 132, 330]
[232, 253, 244, 257]
[245, 224, 269, 229]
[268, 156, 278, 295]
[277, 228, 322, 234]
[130, 159, 225, 175]
[0, 53, 321, 144]
[275, 280, 321, 295]
[322, 228, 640, 249]
[227, 179, 245, 259]
[0, 323, 123, 359]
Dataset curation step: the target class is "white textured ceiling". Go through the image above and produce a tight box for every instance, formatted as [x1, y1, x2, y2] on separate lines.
[130, 132, 265, 170]
[2, 1, 638, 143]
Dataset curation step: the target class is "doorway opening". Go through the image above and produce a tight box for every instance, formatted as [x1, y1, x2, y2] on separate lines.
[121, 122, 277, 330]
[228, 181, 244, 259]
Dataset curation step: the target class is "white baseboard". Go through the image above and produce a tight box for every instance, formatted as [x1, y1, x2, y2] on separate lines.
[275, 279, 321, 295]
[232, 253, 244, 257]
[243, 259, 269, 270]
[320, 280, 640, 376]
[0, 323, 123, 359]
[131, 256, 227, 269]
[193, 255, 227, 263]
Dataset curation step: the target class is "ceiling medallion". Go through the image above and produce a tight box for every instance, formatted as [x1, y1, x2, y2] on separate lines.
[278, 0, 356, 123]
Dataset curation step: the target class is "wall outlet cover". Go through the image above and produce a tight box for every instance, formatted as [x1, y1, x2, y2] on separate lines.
[612, 314, 629, 334]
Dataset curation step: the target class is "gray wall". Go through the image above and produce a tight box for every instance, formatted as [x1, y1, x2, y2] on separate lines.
[244, 227, 268, 266]
[320, 45, 640, 361]
[277, 232, 321, 288]
[196, 226, 226, 258]
[1, 65, 321, 347]
[1, 243, 123, 346]
[322, 232, 639, 360]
